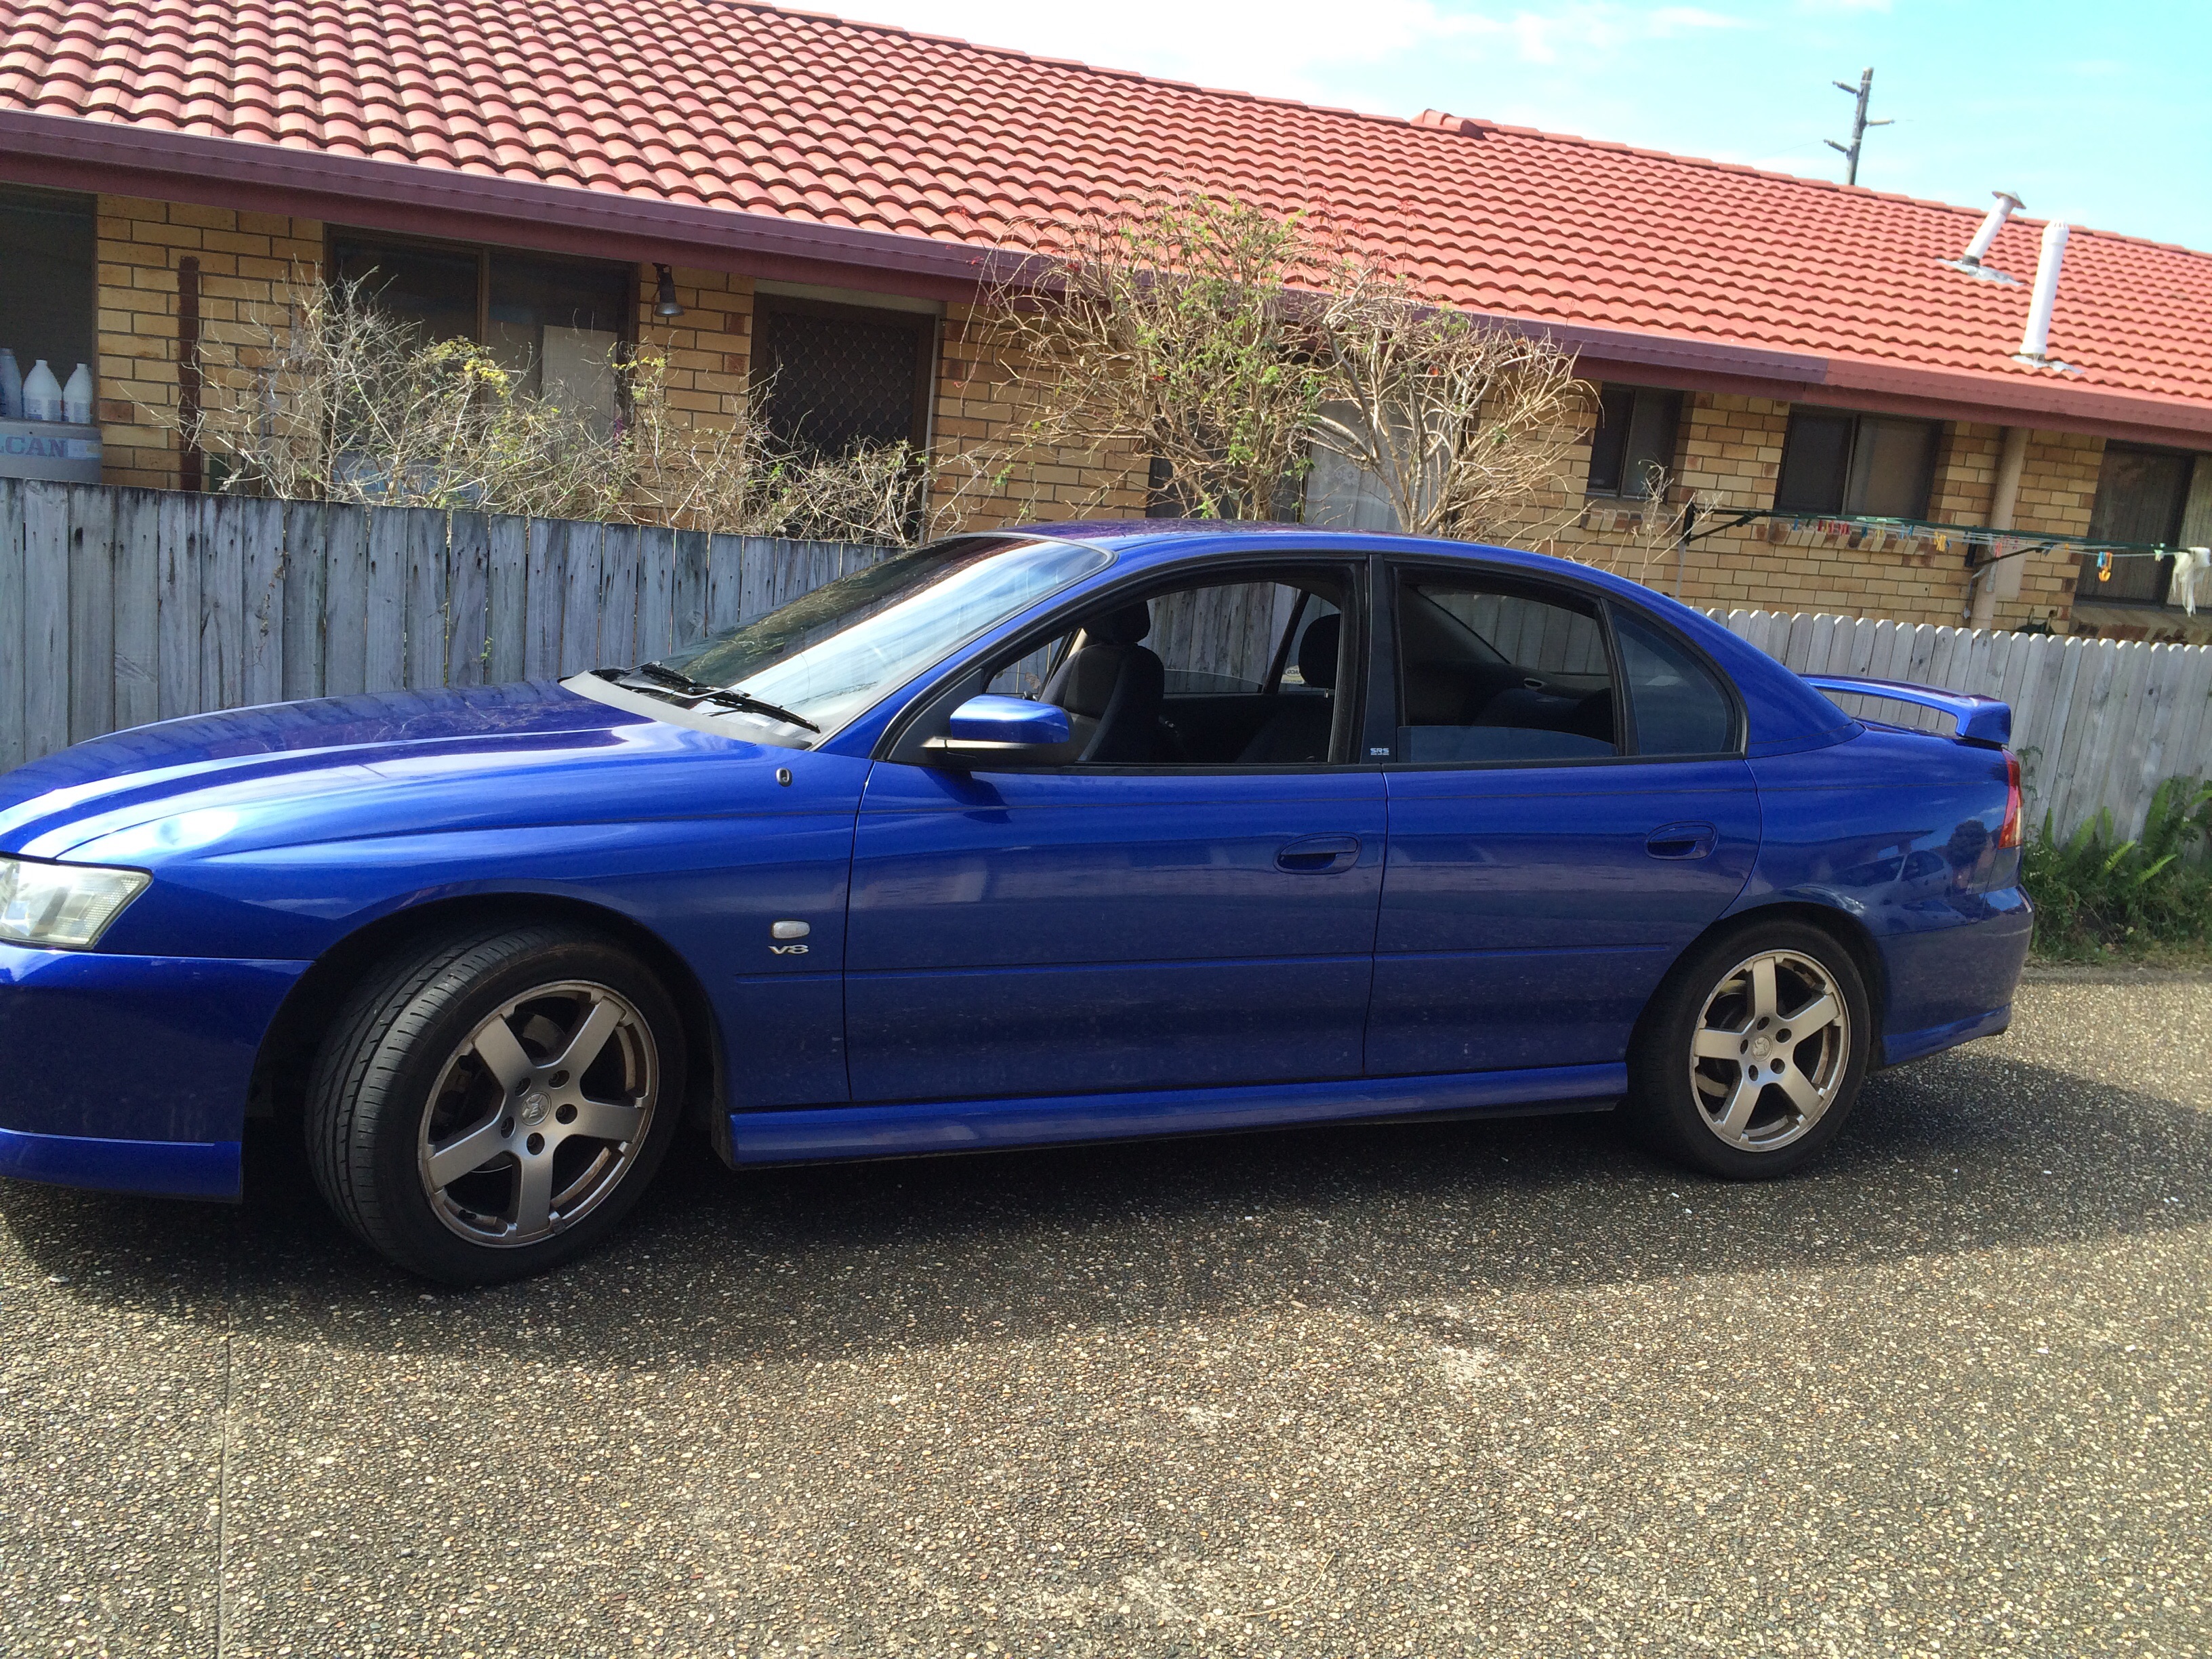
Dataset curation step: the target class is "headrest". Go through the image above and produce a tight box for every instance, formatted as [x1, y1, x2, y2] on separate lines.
[1086, 602, 1152, 647]
[1298, 613, 1341, 690]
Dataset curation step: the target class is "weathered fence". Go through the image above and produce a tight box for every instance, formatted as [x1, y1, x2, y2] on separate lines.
[3, 478, 2207, 844]
[1713, 608, 2212, 842]
[0, 478, 888, 775]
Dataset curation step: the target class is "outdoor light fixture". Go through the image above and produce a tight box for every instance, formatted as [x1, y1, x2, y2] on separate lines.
[654, 265, 683, 319]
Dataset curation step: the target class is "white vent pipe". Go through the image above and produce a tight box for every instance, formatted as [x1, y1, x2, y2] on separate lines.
[1960, 190, 2024, 266]
[2018, 221, 2069, 361]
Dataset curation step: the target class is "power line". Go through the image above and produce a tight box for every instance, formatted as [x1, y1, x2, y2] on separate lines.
[1824, 66, 1893, 187]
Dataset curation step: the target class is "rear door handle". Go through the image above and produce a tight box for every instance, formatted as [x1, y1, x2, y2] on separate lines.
[1645, 821, 1718, 861]
[1277, 834, 1362, 873]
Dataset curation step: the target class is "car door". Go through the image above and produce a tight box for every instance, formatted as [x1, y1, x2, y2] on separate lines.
[844, 561, 1385, 1104]
[1366, 565, 1760, 1078]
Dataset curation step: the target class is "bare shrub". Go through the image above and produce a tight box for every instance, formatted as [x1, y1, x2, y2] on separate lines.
[174, 278, 969, 545]
[1311, 263, 1593, 543]
[975, 193, 1334, 520]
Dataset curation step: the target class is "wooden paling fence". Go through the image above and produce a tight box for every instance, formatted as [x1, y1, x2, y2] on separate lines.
[3, 477, 2207, 844]
[1711, 608, 2212, 842]
[0, 478, 888, 775]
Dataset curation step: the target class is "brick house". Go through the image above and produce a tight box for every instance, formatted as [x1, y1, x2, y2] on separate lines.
[1, 0, 2207, 637]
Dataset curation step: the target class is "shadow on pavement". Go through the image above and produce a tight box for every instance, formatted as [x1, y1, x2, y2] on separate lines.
[5, 1044, 2207, 1364]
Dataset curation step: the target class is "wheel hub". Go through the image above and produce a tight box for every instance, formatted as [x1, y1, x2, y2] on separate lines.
[1687, 948, 1849, 1153]
[415, 980, 659, 1248]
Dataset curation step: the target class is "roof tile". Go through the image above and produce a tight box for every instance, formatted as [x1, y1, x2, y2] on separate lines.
[1, 0, 2205, 411]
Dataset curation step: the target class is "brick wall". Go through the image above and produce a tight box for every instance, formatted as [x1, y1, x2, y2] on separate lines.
[96, 195, 324, 487]
[73, 192, 2129, 634]
[930, 304, 1149, 530]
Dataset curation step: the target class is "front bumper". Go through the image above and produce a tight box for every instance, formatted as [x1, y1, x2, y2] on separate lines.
[0, 944, 310, 1200]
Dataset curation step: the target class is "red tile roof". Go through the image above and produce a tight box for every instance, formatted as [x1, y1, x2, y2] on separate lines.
[3, 0, 2209, 432]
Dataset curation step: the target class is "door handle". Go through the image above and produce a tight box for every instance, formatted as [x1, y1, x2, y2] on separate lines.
[1645, 821, 1718, 861]
[1276, 834, 1363, 874]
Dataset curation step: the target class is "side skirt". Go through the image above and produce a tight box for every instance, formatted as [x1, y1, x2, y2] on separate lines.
[726, 1063, 1626, 1166]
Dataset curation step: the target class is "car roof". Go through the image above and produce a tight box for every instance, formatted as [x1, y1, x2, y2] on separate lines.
[995, 521, 1856, 757]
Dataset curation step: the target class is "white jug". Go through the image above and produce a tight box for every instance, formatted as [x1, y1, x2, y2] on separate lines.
[62, 363, 93, 425]
[22, 359, 62, 422]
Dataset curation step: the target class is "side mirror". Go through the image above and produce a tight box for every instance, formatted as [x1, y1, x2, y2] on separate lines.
[927, 695, 1073, 767]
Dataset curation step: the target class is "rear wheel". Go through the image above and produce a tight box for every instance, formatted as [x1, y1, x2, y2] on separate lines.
[306, 924, 686, 1284]
[1627, 919, 1870, 1179]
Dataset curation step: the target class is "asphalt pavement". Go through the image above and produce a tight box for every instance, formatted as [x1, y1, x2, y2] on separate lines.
[4, 971, 2209, 1658]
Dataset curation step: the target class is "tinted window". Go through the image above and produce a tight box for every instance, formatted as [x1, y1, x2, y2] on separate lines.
[1395, 577, 1617, 764]
[1616, 611, 1736, 756]
[1587, 385, 1683, 497]
[0, 186, 95, 404]
[1774, 408, 1936, 518]
[2078, 443, 2192, 605]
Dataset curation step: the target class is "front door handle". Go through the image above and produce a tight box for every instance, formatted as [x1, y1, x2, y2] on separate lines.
[1645, 821, 1718, 861]
[1277, 834, 1363, 874]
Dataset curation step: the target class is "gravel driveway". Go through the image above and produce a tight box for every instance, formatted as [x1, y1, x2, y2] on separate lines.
[4, 972, 2208, 1658]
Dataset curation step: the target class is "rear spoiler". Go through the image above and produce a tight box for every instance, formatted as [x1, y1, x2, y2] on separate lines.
[1801, 675, 2012, 747]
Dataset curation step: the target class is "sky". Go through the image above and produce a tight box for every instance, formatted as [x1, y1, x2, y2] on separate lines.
[825, 0, 2212, 252]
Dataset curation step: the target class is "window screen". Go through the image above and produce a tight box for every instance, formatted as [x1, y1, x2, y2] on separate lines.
[0, 186, 97, 407]
[1616, 611, 1736, 756]
[2078, 444, 2192, 605]
[1586, 386, 1683, 497]
[1395, 577, 1618, 764]
[754, 298, 931, 458]
[1774, 409, 1936, 518]
[331, 237, 481, 344]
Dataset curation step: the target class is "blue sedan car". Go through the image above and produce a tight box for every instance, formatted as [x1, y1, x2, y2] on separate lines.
[0, 525, 2030, 1282]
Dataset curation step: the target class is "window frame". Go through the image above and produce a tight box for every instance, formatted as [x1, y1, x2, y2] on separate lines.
[1772, 407, 1939, 520]
[1366, 558, 1746, 769]
[750, 291, 937, 455]
[2076, 441, 2195, 608]
[322, 227, 638, 392]
[1585, 384, 1685, 499]
[878, 552, 1370, 773]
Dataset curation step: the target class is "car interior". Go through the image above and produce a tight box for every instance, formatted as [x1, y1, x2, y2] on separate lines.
[986, 572, 1351, 766]
[1393, 577, 1620, 764]
[968, 566, 1631, 769]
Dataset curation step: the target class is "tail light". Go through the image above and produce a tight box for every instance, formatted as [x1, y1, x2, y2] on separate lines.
[1998, 750, 2023, 848]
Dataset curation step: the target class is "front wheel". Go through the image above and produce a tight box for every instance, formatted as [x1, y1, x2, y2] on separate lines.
[305, 923, 687, 1284]
[1626, 919, 1871, 1180]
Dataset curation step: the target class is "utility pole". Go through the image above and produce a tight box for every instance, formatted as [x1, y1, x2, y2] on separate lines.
[1824, 67, 1891, 186]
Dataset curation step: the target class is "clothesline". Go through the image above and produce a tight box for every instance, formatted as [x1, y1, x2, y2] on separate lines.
[1683, 507, 2193, 565]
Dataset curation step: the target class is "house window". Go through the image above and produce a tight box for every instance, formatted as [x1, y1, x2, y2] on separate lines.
[1586, 385, 1682, 497]
[329, 234, 634, 434]
[1774, 409, 1938, 520]
[751, 293, 935, 458]
[0, 184, 97, 424]
[2076, 443, 2194, 606]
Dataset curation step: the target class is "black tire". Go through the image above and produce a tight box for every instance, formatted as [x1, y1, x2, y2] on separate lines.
[305, 922, 687, 1284]
[1625, 918, 1871, 1181]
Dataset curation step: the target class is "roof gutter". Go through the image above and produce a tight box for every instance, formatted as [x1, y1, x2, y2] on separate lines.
[2, 108, 2207, 445]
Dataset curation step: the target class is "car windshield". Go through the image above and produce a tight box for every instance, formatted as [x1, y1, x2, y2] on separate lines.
[645, 535, 1114, 742]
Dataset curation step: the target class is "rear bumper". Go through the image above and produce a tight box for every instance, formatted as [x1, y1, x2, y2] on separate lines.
[0, 944, 309, 1197]
[0, 1125, 241, 1198]
[1877, 886, 2033, 1068]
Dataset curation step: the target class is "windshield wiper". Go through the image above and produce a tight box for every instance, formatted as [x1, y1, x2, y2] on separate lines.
[616, 663, 821, 733]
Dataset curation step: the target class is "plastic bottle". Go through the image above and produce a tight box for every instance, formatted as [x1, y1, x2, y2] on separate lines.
[0, 349, 20, 419]
[62, 363, 92, 425]
[22, 359, 62, 422]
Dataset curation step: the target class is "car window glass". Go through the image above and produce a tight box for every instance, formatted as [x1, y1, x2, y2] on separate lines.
[1395, 577, 1618, 764]
[1614, 611, 1737, 756]
[976, 570, 1351, 766]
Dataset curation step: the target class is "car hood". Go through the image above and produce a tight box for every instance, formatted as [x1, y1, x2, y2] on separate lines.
[0, 682, 781, 863]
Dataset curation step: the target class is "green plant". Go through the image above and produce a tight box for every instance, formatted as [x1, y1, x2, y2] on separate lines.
[2021, 775, 2212, 958]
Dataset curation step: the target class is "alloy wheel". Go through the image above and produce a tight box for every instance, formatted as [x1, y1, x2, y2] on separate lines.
[415, 979, 659, 1247]
[1687, 949, 1851, 1153]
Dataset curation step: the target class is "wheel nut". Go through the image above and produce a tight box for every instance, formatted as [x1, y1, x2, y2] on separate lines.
[526, 1132, 546, 1155]
[550, 1070, 569, 1088]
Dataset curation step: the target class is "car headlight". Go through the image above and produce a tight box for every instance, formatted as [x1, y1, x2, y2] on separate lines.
[0, 855, 150, 949]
